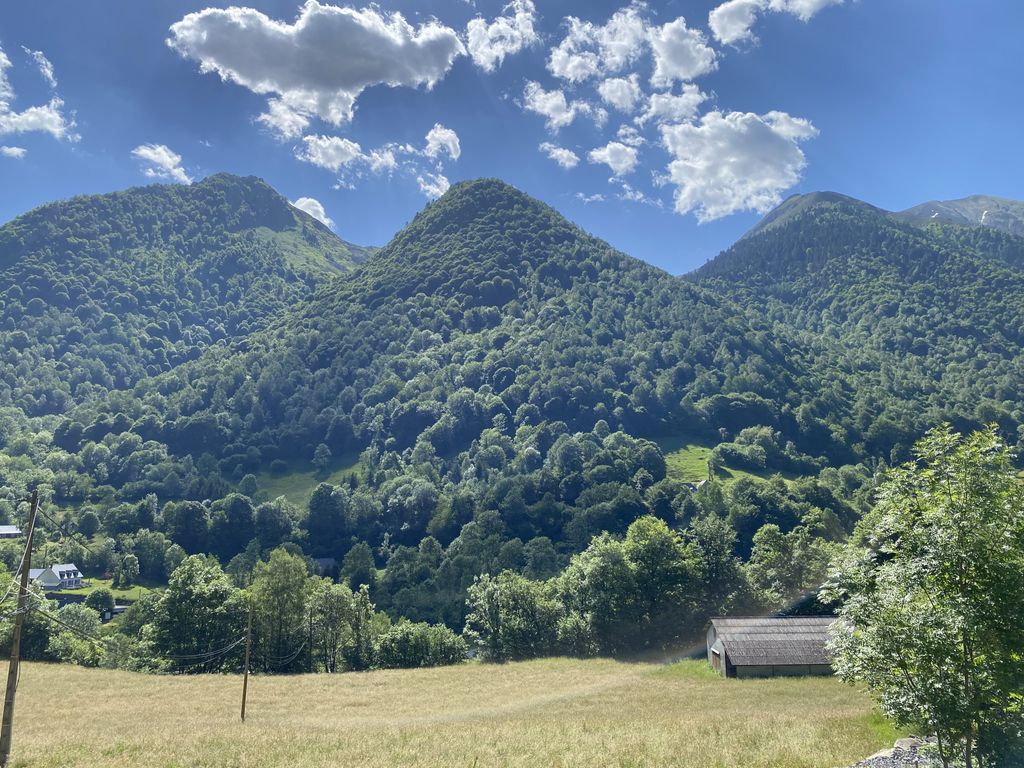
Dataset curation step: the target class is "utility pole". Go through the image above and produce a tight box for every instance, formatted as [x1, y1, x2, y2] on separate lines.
[0, 490, 40, 768]
[240, 598, 253, 722]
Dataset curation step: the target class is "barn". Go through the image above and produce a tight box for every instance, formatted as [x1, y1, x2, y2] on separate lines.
[706, 617, 836, 678]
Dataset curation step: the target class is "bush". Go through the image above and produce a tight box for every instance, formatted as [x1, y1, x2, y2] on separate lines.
[85, 587, 115, 614]
[374, 622, 467, 669]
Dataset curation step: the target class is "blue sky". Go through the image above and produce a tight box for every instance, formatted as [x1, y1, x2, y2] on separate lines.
[1, 0, 1022, 273]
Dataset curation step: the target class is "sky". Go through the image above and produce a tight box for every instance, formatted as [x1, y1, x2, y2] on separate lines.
[1, 1, 1023, 274]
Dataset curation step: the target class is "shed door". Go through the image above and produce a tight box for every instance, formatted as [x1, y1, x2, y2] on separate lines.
[711, 649, 722, 672]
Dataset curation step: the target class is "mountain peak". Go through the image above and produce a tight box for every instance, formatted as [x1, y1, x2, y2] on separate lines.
[742, 191, 885, 240]
[893, 194, 1024, 237]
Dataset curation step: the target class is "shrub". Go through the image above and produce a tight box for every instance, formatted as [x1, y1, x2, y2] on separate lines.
[374, 622, 467, 669]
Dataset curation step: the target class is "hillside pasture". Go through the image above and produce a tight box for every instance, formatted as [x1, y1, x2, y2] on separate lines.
[253, 451, 362, 507]
[657, 434, 785, 485]
[3, 658, 894, 767]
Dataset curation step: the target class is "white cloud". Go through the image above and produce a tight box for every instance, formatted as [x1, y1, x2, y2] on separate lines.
[598, 74, 642, 113]
[616, 124, 645, 147]
[575, 192, 605, 204]
[709, 0, 766, 45]
[417, 172, 450, 198]
[297, 135, 365, 172]
[466, 0, 538, 72]
[649, 17, 717, 87]
[636, 84, 708, 126]
[588, 141, 639, 177]
[709, 0, 843, 45]
[22, 48, 57, 88]
[167, 1, 465, 138]
[424, 123, 461, 161]
[614, 179, 663, 207]
[548, 3, 649, 83]
[0, 145, 26, 159]
[131, 143, 192, 184]
[366, 147, 398, 173]
[524, 80, 589, 131]
[0, 46, 77, 141]
[539, 141, 579, 169]
[660, 109, 817, 222]
[291, 196, 334, 228]
[773, 0, 844, 22]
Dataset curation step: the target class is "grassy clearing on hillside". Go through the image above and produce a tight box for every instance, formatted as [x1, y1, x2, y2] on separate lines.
[657, 435, 778, 485]
[3, 659, 894, 767]
[254, 452, 362, 507]
[56, 578, 158, 602]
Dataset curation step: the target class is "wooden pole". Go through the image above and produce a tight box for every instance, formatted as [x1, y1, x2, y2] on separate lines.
[0, 490, 40, 768]
[240, 598, 253, 722]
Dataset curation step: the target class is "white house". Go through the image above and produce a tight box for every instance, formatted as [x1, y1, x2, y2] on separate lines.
[28, 563, 83, 590]
[0, 525, 21, 539]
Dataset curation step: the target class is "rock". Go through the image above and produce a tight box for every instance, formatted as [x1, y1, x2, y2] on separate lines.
[894, 737, 924, 751]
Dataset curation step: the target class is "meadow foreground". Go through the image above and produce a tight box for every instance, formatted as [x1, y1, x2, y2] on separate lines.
[4, 659, 895, 768]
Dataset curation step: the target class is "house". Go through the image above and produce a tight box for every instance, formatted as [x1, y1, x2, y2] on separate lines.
[706, 616, 836, 678]
[312, 557, 338, 577]
[28, 563, 83, 590]
[0, 525, 21, 539]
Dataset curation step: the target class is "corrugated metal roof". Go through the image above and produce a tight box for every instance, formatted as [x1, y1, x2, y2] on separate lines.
[709, 617, 836, 667]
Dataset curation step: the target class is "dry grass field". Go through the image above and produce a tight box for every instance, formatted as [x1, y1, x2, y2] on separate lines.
[2, 658, 895, 768]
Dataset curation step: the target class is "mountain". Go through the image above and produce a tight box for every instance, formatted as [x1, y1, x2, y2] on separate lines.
[893, 194, 1024, 237]
[0, 173, 368, 419]
[91, 177, 817, 473]
[694, 192, 1024, 460]
[6, 175, 1022, 630]
[741, 191, 886, 240]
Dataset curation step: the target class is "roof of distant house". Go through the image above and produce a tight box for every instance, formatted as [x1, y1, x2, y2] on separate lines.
[708, 617, 836, 666]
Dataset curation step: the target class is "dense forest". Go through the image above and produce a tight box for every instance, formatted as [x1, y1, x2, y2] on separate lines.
[2, 175, 1022, 670]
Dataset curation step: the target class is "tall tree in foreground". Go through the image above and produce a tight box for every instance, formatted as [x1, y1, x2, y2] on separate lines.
[822, 426, 1024, 768]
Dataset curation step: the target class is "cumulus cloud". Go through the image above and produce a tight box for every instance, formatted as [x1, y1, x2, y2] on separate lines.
[616, 124, 645, 147]
[588, 141, 639, 177]
[539, 141, 579, 169]
[598, 74, 642, 113]
[466, 0, 538, 72]
[131, 143, 192, 184]
[709, 0, 843, 45]
[417, 172, 450, 198]
[636, 84, 708, 126]
[0, 145, 26, 159]
[291, 196, 334, 228]
[298, 125, 457, 195]
[167, 1, 465, 138]
[0, 46, 77, 141]
[660, 109, 817, 221]
[649, 17, 718, 87]
[575, 192, 605, 204]
[22, 47, 57, 88]
[709, 0, 766, 45]
[522, 81, 605, 131]
[424, 123, 461, 161]
[775, 0, 845, 22]
[548, 3, 648, 83]
[297, 135, 365, 172]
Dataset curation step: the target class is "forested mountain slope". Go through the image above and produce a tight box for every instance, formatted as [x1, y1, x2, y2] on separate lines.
[0, 173, 367, 419]
[71, 178, 820, 485]
[10, 177, 1005, 632]
[694, 194, 1024, 462]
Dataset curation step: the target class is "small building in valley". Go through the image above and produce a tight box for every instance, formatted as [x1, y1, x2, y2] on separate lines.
[706, 617, 835, 678]
[28, 563, 83, 590]
[0, 525, 21, 539]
